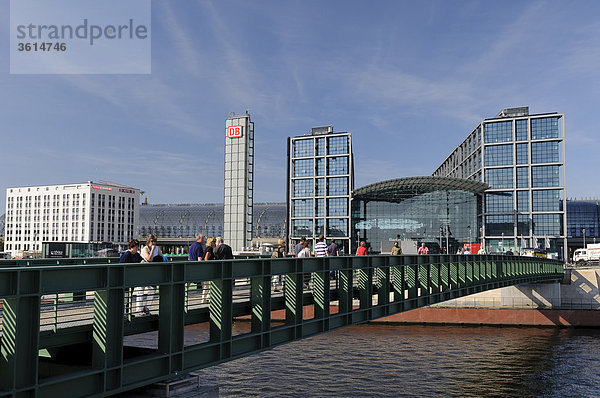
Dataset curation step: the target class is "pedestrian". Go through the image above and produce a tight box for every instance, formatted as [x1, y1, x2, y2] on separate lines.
[134, 248, 163, 316]
[327, 239, 340, 256]
[297, 240, 312, 289]
[141, 234, 162, 262]
[418, 242, 429, 255]
[271, 239, 286, 291]
[271, 238, 286, 258]
[119, 238, 143, 263]
[214, 236, 233, 260]
[198, 237, 216, 303]
[315, 235, 328, 257]
[294, 237, 306, 257]
[456, 247, 463, 255]
[506, 248, 514, 256]
[477, 247, 486, 255]
[297, 240, 311, 257]
[390, 241, 402, 255]
[203, 237, 215, 261]
[188, 234, 204, 261]
[356, 241, 367, 256]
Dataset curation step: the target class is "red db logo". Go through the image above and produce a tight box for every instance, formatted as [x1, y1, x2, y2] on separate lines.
[227, 125, 243, 138]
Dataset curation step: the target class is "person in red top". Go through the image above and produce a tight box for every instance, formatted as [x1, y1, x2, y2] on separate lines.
[356, 241, 368, 256]
[417, 242, 429, 255]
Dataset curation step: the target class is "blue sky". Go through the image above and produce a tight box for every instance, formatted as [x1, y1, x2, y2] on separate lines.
[1, 0, 599, 213]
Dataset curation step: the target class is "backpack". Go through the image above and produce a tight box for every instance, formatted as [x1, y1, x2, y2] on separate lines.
[271, 246, 283, 258]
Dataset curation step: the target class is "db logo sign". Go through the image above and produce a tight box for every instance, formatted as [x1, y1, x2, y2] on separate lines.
[227, 125, 243, 138]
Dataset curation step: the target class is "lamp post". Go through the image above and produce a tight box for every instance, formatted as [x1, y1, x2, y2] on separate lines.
[467, 225, 472, 253]
[501, 232, 504, 253]
[583, 228, 586, 248]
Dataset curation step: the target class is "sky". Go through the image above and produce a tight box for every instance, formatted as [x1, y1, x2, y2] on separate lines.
[1, 0, 600, 214]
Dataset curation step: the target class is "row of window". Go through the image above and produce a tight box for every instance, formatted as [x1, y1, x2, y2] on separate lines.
[484, 117, 560, 143]
[485, 166, 561, 188]
[292, 136, 350, 158]
[293, 156, 349, 177]
[485, 213, 561, 236]
[292, 177, 349, 198]
[485, 190, 561, 213]
[292, 198, 349, 217]
[291, 218, 349, 237]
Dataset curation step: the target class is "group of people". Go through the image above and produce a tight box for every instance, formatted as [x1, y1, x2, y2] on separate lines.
[118, 234, 164, 316]
[119, 233, 235, 315]
[292, 236, 340, 258]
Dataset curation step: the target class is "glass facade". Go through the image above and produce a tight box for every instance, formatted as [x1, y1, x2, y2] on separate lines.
[353, 183, 481, 254]
[433, 108, 566, 257]
[288, 129, 353, 253]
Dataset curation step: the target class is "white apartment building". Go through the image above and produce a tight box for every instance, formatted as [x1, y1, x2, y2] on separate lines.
[4, 181, 140, 258]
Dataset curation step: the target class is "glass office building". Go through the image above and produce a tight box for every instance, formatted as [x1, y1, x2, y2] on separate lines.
[433, 107, 566, 257]
[224, 112, 254, 251]
[287, 126, 354, 253]
[566, 199, 600, 258]
[352, 177, 487, 254]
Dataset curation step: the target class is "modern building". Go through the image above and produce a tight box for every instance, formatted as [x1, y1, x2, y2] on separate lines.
[433, 107, 566, 257]
[352, 177, 488, 254]
[287, 126, 354, 254]
[566, 199, 600, 256]
[4, 181, 140, 258]
[137, 202, 285, 253]
[224, 112, 254, 252]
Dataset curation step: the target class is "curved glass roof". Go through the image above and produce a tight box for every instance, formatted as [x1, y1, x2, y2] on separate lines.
[139, 203, 286, 238]
[353, 176, 489, 203]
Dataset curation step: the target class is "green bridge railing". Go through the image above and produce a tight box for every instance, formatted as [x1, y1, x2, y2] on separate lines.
[0, 255, 563, 397]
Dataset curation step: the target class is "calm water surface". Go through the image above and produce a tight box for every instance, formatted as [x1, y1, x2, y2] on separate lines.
[193, 324, 600, 397]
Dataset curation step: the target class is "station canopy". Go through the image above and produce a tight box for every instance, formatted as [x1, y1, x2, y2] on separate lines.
[352, 176, 490, 203]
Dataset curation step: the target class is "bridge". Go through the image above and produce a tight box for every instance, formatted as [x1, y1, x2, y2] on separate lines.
[0, 255, 563, 397]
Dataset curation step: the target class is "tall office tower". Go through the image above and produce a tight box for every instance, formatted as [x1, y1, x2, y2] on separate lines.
[287, 126, 354, 254]
[224, 112, 254, 252]
[4, 181, 140, 258]
[433, 107, 567, 257]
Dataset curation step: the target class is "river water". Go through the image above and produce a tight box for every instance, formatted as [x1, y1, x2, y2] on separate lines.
[193, 324, 600, 397]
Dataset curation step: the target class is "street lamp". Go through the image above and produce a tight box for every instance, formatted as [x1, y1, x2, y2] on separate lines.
[583, 227, 586, 248]
[467, 225, 472, 253]
[501, 232, 504, 253]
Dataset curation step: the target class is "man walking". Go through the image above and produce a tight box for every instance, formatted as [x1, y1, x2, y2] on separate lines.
[315, 235, 328, 257]
[418, 242, 429, 255]
[214, 236, 233, 260]
[188, 234, 204, 261]
[327, 239, 339, 257]
[391, 241, 402, 255]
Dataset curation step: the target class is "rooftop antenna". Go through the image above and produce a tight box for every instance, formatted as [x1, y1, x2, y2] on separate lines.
[228, 111, 235, 118]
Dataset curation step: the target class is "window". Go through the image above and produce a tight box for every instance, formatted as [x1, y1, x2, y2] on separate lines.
[485, 215, 514, 236]
[316, 199, 325, 217]
[485, 145, 513, 166]
[486, 192, 513, 213]
[327, 219, 348, 236]
[532, 166, 560, 187]
[327, 156, 348, 175]
[485, 168, 513, 189]
[316, 158, 325, 176]
[327, 177, 348, 196]
[327, 198, 348, 216]
[316, 178, 325, 196]
[516, 143, 528, 165]
[517, 191, 529, 212]
[517, 214, 530, 235]
[316, 138, 325, 156]
[531, 141, 559, 163]
[484, 121, 512, 143]
[531, 117, 559, 140]
[516, 167, 529, 188]
[533, 214, 561, 235]
[293, 159, 313, 177]
[292, 219, 312, 237]
[516, 119, 528, 141]
[293, 179, 313, 198]
[327, 136, 349, 155]
[532, 190, 561, 212]
[293, 139, 313, 157]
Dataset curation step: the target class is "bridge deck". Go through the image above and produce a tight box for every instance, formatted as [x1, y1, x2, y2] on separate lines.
[0, 255, 563, 398]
